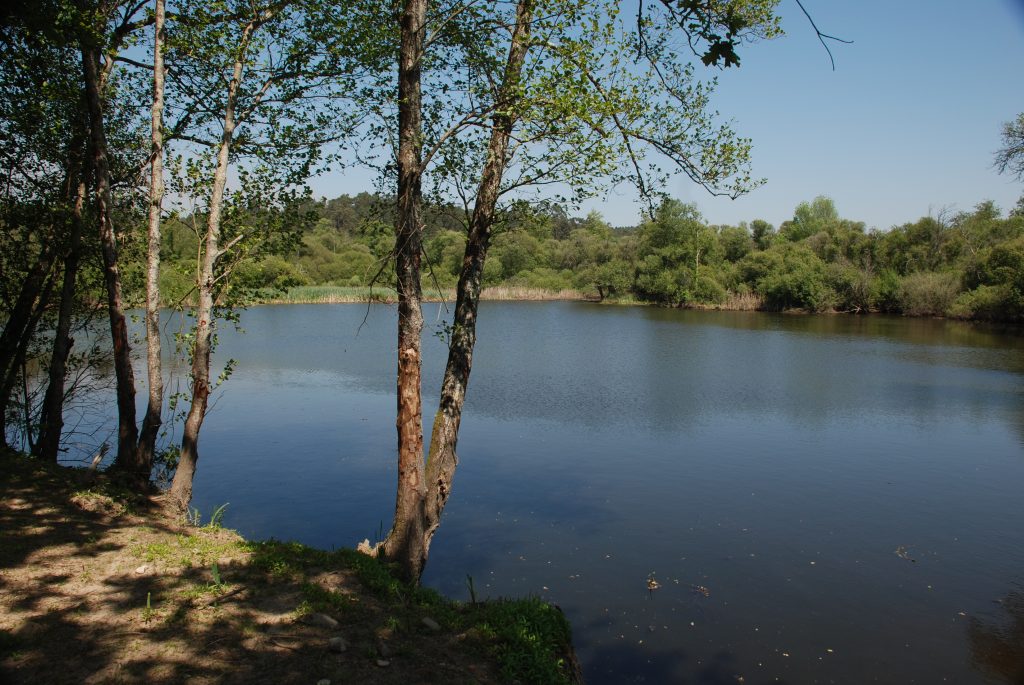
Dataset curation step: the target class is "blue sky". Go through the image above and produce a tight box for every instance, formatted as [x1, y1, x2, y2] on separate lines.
[674, 0, 1024, 231]
[311, 0, 1024, 231]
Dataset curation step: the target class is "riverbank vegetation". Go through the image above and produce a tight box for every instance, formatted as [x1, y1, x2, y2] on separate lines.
[145, 191, 1023, 321]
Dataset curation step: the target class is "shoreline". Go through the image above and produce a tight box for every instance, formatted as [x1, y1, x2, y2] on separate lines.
[0, 451, 583, 684]
[244, 288, 1022, 326]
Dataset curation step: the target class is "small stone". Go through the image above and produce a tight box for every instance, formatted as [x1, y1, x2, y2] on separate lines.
[317, 679, 331, 685]
[134, 564, 150, 575]
[376, 638, 392, 658]
[376, 659, 390, 667]
[306, 613, 339, 629]
[421, 617, 440, 631]
[328, 636, 347, 653]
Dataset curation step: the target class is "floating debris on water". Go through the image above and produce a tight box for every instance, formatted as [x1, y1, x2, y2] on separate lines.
[895, 545, 917, 562]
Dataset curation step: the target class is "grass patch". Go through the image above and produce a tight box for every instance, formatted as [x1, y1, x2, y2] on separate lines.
[297, 582, 359, 617]
[245, 539, 575, 683]
[460, 597, 574, 684]
[133, 531, 243, 568]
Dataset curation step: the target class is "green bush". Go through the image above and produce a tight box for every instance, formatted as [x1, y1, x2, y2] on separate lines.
[753, 244, 833, 312]
[510, 268, 573, 291]
[692, 271, 727, 304]
[872, 269, 902, 313]
[827, 263, 874, 312]
[949, 285, 1005, 320]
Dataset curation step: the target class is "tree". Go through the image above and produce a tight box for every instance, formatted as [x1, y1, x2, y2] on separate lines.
[634, 199, 722, 305]
[0, 2, 89, 451]
[996, 113, 1024, 220]
[368, 0, 779, 582]
[78, 0, 148, 478]
[780, 195, 839, 242]
[750, 218, 774, 250]
[167, 0, 376, 510]
[137, 0, 167, 477]
[995, 113, 1024, 181]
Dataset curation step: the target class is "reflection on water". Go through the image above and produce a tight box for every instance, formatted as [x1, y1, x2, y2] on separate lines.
[82, 303, 1024, 683]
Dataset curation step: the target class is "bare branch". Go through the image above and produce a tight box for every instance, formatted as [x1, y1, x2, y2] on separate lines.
[793, 0, 853, 71]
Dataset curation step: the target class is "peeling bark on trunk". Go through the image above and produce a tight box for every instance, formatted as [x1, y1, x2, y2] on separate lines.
[80, 42, 140, 476]
[380, 0, 429, 583]
[137, 0, 166, 473]
[37, 146, 88, 462]
[168, 26, 249, 513]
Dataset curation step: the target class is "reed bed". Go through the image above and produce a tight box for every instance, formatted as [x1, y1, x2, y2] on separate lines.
[717, 291, 764, 311]
[479, 286, 585, 301]
[260, 284, 587, 305]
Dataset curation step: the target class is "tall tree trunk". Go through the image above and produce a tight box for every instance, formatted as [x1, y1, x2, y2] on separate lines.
[168, 26, 250, 512]
[36, 143, 88, 462]
[421, 0, 534, 570]
[0, 244, 56, 446]
[379, 0, 429, 583]
[0, 274, 56, 451]
[80, 41, 140, 476]
[137, 0, 166, 472]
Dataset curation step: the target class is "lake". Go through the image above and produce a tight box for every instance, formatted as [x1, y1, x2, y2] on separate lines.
[104, 302, 1024, 683]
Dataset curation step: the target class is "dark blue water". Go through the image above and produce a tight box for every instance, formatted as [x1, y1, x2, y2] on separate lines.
[106, 303, 1024, 683]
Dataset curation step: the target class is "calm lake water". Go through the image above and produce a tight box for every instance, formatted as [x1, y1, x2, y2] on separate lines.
[110, 303, 1024, 683]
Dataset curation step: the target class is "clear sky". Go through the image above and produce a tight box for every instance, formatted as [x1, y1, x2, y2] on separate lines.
[311, 0, 1024, 231]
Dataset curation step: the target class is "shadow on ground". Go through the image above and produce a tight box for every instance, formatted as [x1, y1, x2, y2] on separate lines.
[0, 452, 507, 684]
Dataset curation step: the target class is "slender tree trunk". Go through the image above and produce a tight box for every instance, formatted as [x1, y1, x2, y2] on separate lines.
[0, 274, 55, 450]
[80, 42, 140, 476]
[168, 29, 249, 512]
[0, 244, 57, 446]
[422, 0, 534, 567]
[137, 0, 166, 471]
[36, 145, 88, 462]
[379, 0, 429, 582]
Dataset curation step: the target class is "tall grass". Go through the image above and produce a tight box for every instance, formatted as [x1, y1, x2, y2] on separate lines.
[479, 286, 584, 301]
[718, 290, 764, 311]
[262, 285, 399, 304]
[260, 284, 586, 305]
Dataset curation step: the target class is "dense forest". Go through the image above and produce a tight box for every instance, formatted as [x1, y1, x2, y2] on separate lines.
[146, 191, 1024, 320]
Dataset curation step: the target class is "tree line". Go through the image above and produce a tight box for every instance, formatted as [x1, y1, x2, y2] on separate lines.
[1, 0, 1020, 584]
[140, 191, 1024, 321]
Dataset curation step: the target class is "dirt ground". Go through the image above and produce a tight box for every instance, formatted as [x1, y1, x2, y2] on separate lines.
[0, 452, 575, 684]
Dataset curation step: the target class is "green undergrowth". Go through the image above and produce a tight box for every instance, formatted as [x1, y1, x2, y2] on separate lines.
[247, 539, 576, 684]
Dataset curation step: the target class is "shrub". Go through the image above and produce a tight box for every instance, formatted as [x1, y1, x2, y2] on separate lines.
[895, 271, 960, 316]
[692, 271, 726, 304]
[948, 285, 1005, 320]
[754, 245, 833, 312]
